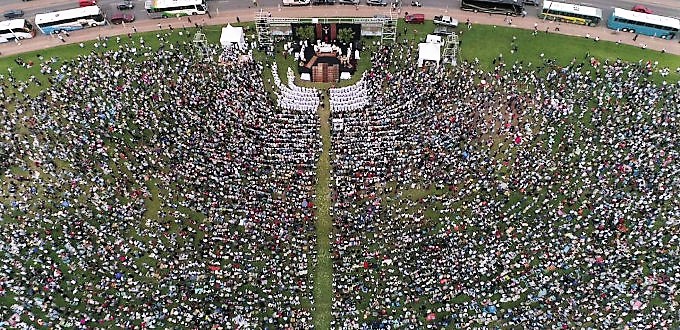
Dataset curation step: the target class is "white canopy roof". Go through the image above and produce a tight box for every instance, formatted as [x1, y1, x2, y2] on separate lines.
[220, 24, 245, 49]
[426, 34, 442, 44]
[417, 42, 441, 67]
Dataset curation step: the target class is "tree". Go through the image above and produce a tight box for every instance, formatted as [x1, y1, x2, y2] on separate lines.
[296, 26, 316, 42]
[337, 28, 355, 44]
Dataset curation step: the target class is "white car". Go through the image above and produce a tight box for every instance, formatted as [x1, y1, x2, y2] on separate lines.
[367, 0, 387, 6]
[282, 0, 311, 5]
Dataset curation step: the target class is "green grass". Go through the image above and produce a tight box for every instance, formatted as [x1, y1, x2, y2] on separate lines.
[1, 17, 679, 330]
[458, 24, 680, 82]
[313, 95, 333, 329]
[0, 23, 255, 84]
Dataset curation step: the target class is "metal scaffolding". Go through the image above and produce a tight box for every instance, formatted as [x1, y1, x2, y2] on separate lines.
[381, 13, 398, 45]
[255, 9, 272, 50]
[192, 31, 211, 62]
[441, 33, 459, 66]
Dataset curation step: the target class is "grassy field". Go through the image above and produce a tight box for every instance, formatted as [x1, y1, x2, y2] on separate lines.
[458, 24, 680, 81]
[1, 17, 679, 329]
[3, 19, 676, 87]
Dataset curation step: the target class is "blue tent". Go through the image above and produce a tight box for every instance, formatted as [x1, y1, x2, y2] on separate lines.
[486, 305, 497, 314]
[115, 272, 123, 280]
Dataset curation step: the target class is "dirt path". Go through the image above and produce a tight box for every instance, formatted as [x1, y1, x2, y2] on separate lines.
[1, 6, 678, 56]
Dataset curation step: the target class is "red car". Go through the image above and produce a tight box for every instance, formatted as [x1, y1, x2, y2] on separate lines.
[632, 5, 653, 14]
[79, 0, 96, 6]
[110, 12, 135, 24]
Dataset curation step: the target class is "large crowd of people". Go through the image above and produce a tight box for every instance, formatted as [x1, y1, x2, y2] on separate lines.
[0, 32, 319, 329]
[329, 43, 679, 328]
[0, 24, 679, 330]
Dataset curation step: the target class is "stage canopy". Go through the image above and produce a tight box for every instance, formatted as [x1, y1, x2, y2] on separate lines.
[417, 42, 441, 67]
[220, 24, 246, 49]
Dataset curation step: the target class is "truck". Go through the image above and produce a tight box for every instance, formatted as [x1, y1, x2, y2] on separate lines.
[433, 15, 459, 27]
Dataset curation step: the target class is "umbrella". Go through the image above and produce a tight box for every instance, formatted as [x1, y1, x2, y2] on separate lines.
[61, 201, 70, 207]
[426, 313, 436, 321]
[487, 305, 497, 314]
[302, 200, 308, 208]
[115, 272, 123, 280]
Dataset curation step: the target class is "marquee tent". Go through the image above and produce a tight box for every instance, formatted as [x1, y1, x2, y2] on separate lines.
[417, 42, 441, 67]
[220, 24, 246, 49]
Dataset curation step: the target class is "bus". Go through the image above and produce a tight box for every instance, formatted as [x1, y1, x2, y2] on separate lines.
[145, 0, 208, 18]
[461, 0, 524, 16]
[607, 8, 679, 39]
[34, 6, 106, 34]
[540, 1, 602, 26]
[0, 19, 36, 42]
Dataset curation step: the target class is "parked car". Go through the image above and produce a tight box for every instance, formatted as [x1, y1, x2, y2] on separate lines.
[367, 0, 388, 6]
[433, 15, 458, 27]
[411, 1, 421, 7]
[117, 1, 135, 9]
[79, 0, 96, 7]
[110, 12, 135, 24]
[522, 0, 539, 6]
[434, 25, 455, 36]
[631, 5, 652, 14]
[312, 0, 336, 4]
[405, 13, 425, 24]
[3, 9, 24, 19]
[338, 0, 359, 4]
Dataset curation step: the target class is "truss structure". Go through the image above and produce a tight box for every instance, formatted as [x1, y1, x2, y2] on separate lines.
[441, 33, 459, 66]
[192, 31, 211, 62]
[258, 16, 401, 48]
[255, 9, 272, 50]
[380, 11, 398, 45]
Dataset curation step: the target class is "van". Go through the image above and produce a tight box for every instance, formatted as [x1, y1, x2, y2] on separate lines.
[405, 13, 425, 24]
[79, 0, 96, 6]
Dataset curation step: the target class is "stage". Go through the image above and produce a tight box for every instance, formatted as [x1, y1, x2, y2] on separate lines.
[291, 23, 362, 83]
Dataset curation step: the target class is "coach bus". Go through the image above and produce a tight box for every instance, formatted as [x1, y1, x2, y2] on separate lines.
[145, 0, 208, 18]
[540, 1, 602, 26]
[607, 8, 679, 39]
[34, 6, 106, 34]
[461, 0, 524, 16]
[0, 19, 36, 42]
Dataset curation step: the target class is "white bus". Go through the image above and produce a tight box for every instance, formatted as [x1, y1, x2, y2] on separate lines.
[0, 19, 36, 43]
[34, 6, 106, 35]
[145, 0, 208, 18]
[540, 1, 603, 27]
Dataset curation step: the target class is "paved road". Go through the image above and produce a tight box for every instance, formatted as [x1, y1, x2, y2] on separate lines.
[1, 0, 679, 22]
[0, 0, 679, 56]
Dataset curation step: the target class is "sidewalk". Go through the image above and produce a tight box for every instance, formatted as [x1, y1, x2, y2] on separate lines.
[1, 6, 678, 57]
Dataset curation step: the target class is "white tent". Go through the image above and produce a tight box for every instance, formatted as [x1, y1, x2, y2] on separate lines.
[220, 24, 246, 49]
[417, 42, 441, 67]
